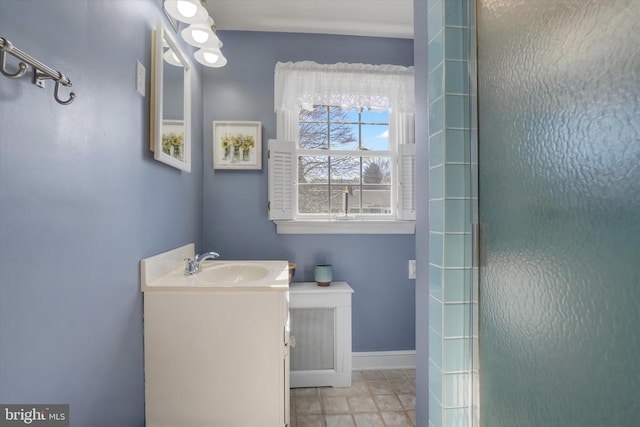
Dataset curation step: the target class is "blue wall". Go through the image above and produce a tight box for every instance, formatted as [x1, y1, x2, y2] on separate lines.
[0, 1, 204, 426]
[202, 31, 417, 352]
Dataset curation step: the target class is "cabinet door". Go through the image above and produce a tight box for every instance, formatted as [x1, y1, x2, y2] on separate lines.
[144, 291, 288, 427]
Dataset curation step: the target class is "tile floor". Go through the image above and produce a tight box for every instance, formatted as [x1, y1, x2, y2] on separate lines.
[290, 369, 416, 427]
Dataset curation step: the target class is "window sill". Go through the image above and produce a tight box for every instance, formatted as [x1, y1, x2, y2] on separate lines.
[274, 220, 415, 235]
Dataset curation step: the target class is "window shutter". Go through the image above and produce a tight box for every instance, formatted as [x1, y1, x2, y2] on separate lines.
[268, 139, 295, 220]
[398, 143, 416, 220]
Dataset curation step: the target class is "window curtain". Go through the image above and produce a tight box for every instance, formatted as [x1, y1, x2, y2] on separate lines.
[274, 61, 415, 114]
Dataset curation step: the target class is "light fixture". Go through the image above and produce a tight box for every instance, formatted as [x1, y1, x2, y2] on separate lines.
[163, 48, 184, 67]
[164, 0, 208, 24]
[164, 0, 227, 68]
[195, 46, 227, 68]
[181, 17, 221, 48]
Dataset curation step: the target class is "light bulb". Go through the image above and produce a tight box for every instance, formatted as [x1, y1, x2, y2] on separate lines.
[203, 52, 219, 63]
[195, 48, 227, 67]
[163, 49, 183, 67]
[191, 29, 209, 44]
[176, 0, 197, 18]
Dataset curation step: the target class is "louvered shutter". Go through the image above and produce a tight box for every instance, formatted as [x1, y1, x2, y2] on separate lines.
[398, 143, 416, 220]
[268, 139, 295, 220]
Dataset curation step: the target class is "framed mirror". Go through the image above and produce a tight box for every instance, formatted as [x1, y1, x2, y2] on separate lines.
[150, 19, 192, 172]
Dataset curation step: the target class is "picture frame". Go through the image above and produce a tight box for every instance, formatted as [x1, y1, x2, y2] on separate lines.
[213, 121, 262, 170]
[161, 120, 186, 163]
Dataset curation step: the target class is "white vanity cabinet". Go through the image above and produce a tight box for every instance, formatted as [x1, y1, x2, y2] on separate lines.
[141, 245, 290, 427]
[143, 290, 289, 427]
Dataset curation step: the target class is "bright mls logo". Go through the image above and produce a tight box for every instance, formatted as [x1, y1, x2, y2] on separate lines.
[0, 405, 68, 426]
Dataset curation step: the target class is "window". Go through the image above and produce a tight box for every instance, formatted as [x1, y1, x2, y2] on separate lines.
[269, 61, 415, 234]
[297, 106, 393, 217]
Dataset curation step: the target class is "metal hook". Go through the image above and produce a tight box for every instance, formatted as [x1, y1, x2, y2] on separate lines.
[54, 80, 76, 105]
[0, 49, 28, 79]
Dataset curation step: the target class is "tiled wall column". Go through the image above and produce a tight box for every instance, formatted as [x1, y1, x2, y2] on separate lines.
[427, 0, 478, 426]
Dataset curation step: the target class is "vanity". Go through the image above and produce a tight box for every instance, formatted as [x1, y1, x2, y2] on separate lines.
[141, 244, 290, 427]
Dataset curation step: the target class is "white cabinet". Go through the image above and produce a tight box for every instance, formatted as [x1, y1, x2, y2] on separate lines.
[143, 285, 289, 426]
[289, 282, 354, 388]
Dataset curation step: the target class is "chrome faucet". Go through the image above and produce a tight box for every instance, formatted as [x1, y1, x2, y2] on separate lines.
[184, 251, 220, 275]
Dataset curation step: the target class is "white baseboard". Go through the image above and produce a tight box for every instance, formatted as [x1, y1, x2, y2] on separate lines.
[352, 350, 416, 371]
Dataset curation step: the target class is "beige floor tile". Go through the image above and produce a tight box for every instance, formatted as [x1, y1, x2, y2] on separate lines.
[297, 414, 326, 427]
[382, 369, 407, 380]
[373, 394, 404, 411]
[325, 414, 356, 427]
[403, 369, 416, 379]
[406, 410, 416, 426]
[353, 412, 386, 427]
[320, 386, 351, 397]
[347, 396, 378, 413]
[397, 394, 416, 410]
[351, 371, 364, 381]
[344, 381, 371, 397]
[367, 380, 396, 395]
[290, 370, 416, 427]
[296, 387, 321, 398]
[296, 397, 323, 415]
[360, 370, 386, 380]
[380, 411, 413, 427]
[389, 379, 416, 395]
[323, 396, 350, 414]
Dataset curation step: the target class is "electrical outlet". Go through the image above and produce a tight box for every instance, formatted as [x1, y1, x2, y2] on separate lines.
[409, 260, 416, 279]
[136, 60, 146, 96]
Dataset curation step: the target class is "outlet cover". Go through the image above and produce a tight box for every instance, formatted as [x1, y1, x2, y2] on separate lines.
[136, 61, 146, 97]
[409, 260, 416, 279]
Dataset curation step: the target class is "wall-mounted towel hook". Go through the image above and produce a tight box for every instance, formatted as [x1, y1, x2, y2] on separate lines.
[0, 36, 76, 106]
[0, 45, 28, 79]
[54, 80, 76, 105]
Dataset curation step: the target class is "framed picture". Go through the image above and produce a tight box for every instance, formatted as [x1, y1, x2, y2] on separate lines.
[213, 121, 262, 170]
[161, 119, 187, 164]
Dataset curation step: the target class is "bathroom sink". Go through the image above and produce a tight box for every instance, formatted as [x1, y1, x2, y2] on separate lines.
[140, 244, 289, 291]
[197, 263, 270, 284]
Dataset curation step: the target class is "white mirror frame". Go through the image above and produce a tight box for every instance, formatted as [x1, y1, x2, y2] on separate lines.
[151, 19, 192, 172]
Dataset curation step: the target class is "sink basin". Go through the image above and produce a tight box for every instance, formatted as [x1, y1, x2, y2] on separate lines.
[198, 263, 270, 284]
[140, 244, 289, 291]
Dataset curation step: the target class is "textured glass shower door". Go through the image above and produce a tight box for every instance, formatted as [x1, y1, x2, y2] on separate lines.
[477, 1, 640, 426]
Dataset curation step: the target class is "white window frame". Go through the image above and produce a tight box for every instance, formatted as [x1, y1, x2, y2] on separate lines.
[269, 63, 415, 235]
[268, 110, 415, 234]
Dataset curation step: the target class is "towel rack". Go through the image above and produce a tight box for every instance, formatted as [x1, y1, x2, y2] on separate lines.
[0, 36, 76, 105]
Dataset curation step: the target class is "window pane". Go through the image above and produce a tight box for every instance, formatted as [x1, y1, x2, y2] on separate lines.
[330, 156, 360, 184]
[331, 157, 360, 214]
[330, 124, 359, 150]
[299, 119, 328, 150]
[362, 184, 392, 214]
[361, 124, 389, 151]
[298, 156, 328, 183]
[330, 187, 346, 214]
[361, 109, 388, 123]
[363, 157, 391, 184]
[331, 107, 358, 123]
[299, 184, 329, 214]
[299, 105, 327, 122]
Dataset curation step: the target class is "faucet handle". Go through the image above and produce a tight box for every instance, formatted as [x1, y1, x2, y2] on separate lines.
[184, 257, 196, 274]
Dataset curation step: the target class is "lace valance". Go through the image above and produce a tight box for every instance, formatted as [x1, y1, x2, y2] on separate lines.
[274, 61, 415, 114]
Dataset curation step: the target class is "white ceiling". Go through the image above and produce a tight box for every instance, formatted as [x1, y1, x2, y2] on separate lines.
[204, 0, 414, 39]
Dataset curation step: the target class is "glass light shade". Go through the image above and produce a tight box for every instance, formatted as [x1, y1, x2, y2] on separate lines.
[164, 0, 208, 24]
[163, 48, 183, 67]
[181, 19, 221, 48]
[194, 47, 227, 68]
